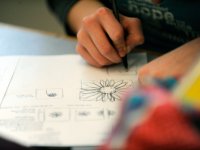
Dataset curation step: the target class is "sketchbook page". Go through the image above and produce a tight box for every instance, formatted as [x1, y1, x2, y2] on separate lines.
[0, 53, 146, 147]
[0, 56, 18, 105]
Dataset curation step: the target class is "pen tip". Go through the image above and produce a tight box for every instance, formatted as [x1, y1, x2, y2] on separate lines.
[122, 55, 128, 72]
[125, 65, 128, 72]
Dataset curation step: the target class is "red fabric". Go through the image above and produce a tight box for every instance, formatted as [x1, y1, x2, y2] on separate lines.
[123, 103, 200, 150]
[99, 103, 200, 150]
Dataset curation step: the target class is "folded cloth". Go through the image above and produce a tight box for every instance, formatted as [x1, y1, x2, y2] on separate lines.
[98, 85, 200, 150]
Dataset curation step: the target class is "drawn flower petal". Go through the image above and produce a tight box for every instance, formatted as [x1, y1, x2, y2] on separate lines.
[114, 81, 127, 89]
[96, 93, 105, 101]
[81, 88, 99, 93]
[107, 93, 112, 101]
[109, 80, 115, 87]
[105, 80, 109, 86]
[83, 83, 101, 89]
[81, 92, 100, 100]
[102, 93, 107, 102]
[80, 80, 133, 102]
[112, 93, 121, 101]
[109, 93, 117, 102]
[100, 80, 106, 87]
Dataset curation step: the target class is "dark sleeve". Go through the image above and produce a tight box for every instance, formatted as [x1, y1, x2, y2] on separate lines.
[47, 0, 111, 36]
[47, 0, 78, 36]
[0, 137, 36, 150]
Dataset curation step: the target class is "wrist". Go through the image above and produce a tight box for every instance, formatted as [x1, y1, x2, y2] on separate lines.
[68, 0, 104, 33]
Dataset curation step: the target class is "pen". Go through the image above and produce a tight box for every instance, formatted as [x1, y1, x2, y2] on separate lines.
[111, 0, 128, 71]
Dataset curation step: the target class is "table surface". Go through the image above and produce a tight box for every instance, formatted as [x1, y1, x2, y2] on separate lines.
[0, 23, 77, 56]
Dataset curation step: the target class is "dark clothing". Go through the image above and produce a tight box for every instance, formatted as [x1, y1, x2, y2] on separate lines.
[47, 0, 78, 35]
[47, 0, 200, 51]
[0, 137, 71, 150]
[0, 137, 34, 150]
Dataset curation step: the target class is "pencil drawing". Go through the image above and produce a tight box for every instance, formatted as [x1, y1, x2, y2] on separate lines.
[80, 80, 134, 102]
[36, 88, 63, 99]
[77, 111, 90, 117]
[75, 108, 105, 121]
[49, 112, 63, 118]
[46, 90, 57, 97]
[45, 108, 70, 121]
[107, 109, 116, 117]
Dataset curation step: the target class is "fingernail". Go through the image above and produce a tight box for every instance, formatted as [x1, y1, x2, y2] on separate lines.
[119, 46, 127, 57]
[127, 46, 133, 53]
[119, 51, 126, 57]
[114, 57, 122, 63]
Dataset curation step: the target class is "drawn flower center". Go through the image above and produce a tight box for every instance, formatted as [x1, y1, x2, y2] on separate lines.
[100, 87, 116, 94]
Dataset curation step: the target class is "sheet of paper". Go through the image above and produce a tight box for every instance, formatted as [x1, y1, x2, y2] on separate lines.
[0, 53, 146, 147]
[0, 57, 18, 104]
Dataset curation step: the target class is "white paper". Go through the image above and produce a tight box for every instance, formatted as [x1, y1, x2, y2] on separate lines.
[0, 53, 146, 147]
[0, 57, 18, 105]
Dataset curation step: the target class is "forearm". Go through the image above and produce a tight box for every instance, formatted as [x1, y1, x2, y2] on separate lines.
[138, 37, 200, 83]
[68, 0, 104, 33]
[169, 38, 200, 68]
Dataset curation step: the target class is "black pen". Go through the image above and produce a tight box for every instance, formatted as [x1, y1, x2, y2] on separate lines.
[111, 0, 128, 71]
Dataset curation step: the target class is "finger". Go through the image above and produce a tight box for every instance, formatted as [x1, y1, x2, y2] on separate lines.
[77, 29, 112, 66]
[82, 14, 121, 63]
[138, 66, 150, 85]
[76, 43, 102, 67]
[122, 17, 144, 52]
[96, 8, 126, 57]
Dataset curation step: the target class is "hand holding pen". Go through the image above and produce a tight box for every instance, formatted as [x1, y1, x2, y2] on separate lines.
[76, 3, 144, 68]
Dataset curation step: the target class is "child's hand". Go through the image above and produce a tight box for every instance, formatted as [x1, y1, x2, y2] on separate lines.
[76, 7, 144, 67]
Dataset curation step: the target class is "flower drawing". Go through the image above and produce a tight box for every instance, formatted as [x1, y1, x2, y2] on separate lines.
[80, 80, 134, 102]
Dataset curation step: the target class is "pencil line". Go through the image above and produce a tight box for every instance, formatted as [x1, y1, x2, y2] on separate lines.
[0, 58, 20, 107]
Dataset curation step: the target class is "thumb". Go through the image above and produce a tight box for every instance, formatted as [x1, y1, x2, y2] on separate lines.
[126, 32, 144, 53]
[123, 17, 144, 53]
